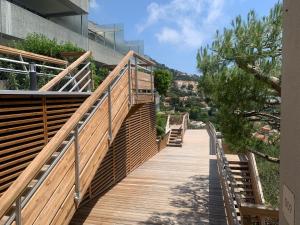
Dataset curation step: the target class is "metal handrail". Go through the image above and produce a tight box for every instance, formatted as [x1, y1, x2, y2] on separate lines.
[0, 50, 154, 223]
[0, 51, 66, 90]
[58, 62, 91, 92]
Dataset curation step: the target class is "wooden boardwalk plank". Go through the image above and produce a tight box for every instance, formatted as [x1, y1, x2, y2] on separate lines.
[71, 130, 227, 225]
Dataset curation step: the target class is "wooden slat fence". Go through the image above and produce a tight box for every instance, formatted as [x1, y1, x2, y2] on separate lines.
[0, 94, 88, 196]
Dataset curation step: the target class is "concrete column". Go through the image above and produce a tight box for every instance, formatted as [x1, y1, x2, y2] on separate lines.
[281, 1, 300, 225]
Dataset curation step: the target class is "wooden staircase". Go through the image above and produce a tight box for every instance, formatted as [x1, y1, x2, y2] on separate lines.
[207, 122, 279, 225]
[0, 49, 155, 225]
[166, 113, 189, 147]
[227, 155, 256, 204]
[167, 128, 183, 147]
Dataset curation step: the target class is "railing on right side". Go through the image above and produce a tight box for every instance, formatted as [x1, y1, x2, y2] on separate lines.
[165, 114, 171, 133]
[207, 122, 241, 225]
[180, 113, 189, 142]
[207, 122, 279, 225]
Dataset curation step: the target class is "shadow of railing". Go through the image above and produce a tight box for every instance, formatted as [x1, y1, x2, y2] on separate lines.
[139, 147, 227, 224]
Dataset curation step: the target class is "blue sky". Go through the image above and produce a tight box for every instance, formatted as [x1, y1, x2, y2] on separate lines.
[89, 0, 280, 74]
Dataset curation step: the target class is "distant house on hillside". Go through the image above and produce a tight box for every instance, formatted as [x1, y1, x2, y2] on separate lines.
[174, 80, 198, 92]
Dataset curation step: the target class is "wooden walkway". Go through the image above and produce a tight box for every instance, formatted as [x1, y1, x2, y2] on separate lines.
[71, 130, 227, 225]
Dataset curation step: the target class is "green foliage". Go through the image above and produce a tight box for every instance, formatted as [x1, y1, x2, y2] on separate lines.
[154, 69, 172, 96]
[2, 33, 109, 90]
[197, 3, 282, 152]
[13, 33, 82, 59]
[197, 3, 282, 206]
[91, 63, 109, 89]
[257, 159, 279, 207]
[156, 113, 167, 138]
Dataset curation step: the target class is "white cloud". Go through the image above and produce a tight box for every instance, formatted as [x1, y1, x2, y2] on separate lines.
[156, 27, 181, 44]
[89, 0, 99, 9]
[205, 0, 225, 23]
[137, 0, 225, 48]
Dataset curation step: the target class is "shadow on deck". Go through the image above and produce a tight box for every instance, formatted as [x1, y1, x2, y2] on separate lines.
[139, 160, 226, 225]
[71, 130, 227, 225]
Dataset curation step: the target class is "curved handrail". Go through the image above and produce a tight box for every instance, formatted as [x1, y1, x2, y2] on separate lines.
[0, 50, 153, 218]
[39, 51, 92, 91]
[0, 44, 67, 66]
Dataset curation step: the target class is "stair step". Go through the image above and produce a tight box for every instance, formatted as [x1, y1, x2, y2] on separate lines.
[228, 160, 248, 165]
[231, 171, 250, 176]
[233, 175, 251, 180]
[234, 188, 254, 193]
[233, 181, 252, 187]
[167, 143, 182, 147]
[229, 165, 249, 170]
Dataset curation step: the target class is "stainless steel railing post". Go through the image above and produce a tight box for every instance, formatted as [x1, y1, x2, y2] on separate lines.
[128, 60, 132, 106]
[74, 125, 81, 207]
[108, 85, 113, 141]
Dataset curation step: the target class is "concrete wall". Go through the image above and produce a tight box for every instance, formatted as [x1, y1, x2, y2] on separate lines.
[281, 1, 300, 225]
[69, 0, 89, 13]
[50, 14, 88, 37]
[0, 0, 124, 65]
[0, 0, 88, 49]
[88, 39, 124, 65]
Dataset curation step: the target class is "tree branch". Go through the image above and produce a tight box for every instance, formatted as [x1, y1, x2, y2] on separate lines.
[247, 149, 280, 164]
[242, 111, 280, 121]
[245, 63, 281, 96]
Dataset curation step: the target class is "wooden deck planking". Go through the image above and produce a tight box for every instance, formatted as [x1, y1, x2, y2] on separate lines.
[71, 130, 227, 225]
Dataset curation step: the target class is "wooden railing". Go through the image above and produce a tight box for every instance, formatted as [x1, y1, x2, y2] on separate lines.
[0, 45, 67, 66]
[165, 114, 171, 133]
[207, 122, 279, 225]
[180, 113, 189, 142]
[0, 51, 154, 224]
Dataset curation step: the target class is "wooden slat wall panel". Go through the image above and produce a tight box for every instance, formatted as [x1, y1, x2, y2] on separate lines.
[0, 96, 86, 196]
[82, 103, 158, 204]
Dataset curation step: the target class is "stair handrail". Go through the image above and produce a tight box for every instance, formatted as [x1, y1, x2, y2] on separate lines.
[0, 50, 154, 218]
[207, 122, 279, 225]
[40, 51, 92, 91]
[246, 152, 265, 204]
[0, 44, 67, 66]
[179, 113, 188, 142]
[181, 113, 189, 130]
[206, 122, 240, 225]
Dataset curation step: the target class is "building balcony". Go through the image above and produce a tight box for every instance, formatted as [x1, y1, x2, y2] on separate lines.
[0, 0, 125, 65]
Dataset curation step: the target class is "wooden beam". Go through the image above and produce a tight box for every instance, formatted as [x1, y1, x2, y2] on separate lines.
[240, 203, 279, 219]
[0, 44, 67, 66]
